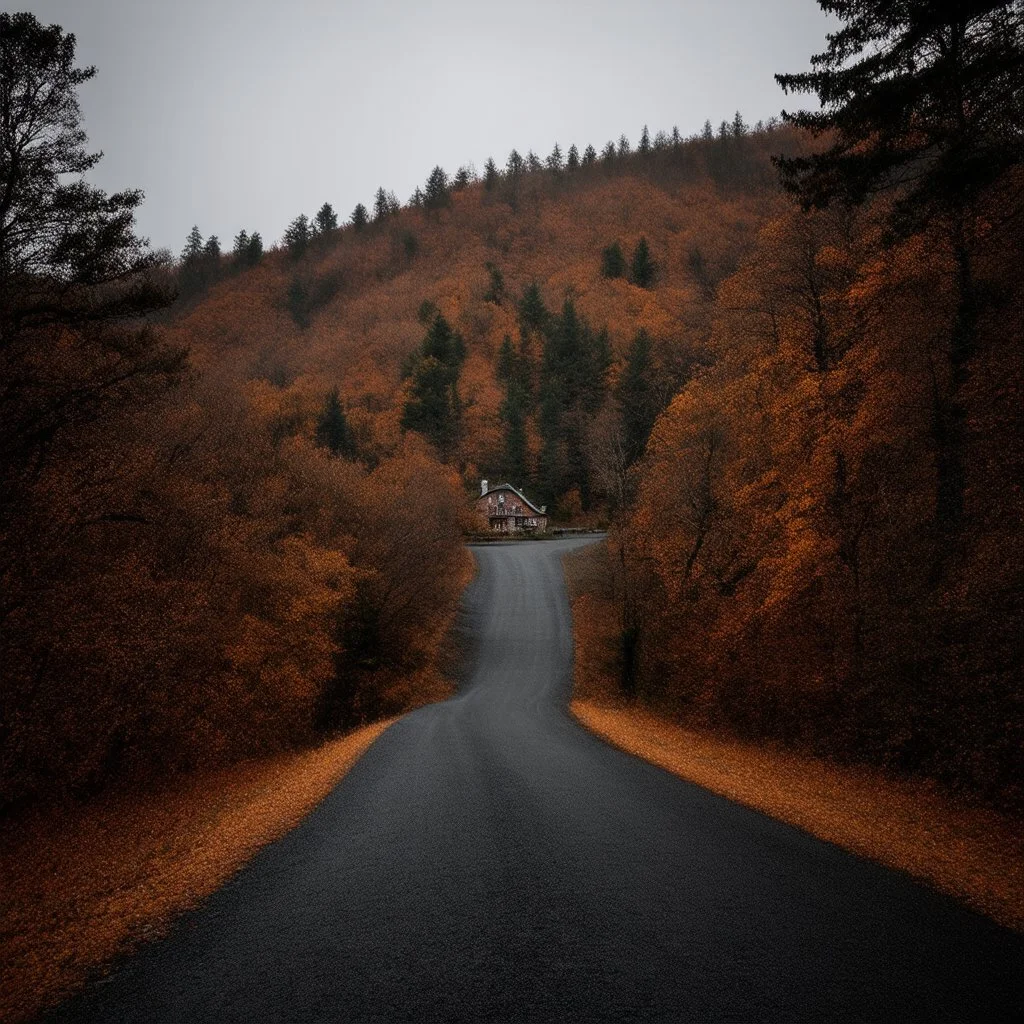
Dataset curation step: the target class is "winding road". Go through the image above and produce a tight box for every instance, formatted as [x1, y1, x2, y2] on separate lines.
[54, 537, 1021, 1022]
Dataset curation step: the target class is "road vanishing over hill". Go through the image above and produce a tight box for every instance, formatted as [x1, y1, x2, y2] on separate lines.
[54, 537, 1021, 1023]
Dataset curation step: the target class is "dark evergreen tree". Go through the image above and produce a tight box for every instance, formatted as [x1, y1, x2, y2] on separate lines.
[284, 213, 311, 258]
[775, 0, 1024, 536]
[453, 166, 471, 190]
[638, 124, 651, 154]
[423, 165, 451, 212]
[582, 144, 597, 166]
[617, 329, 659, 465]
[546, 142, 564, 173]
[483, 262, 505, 304]
[617, 134, 631, 157]
[177, 226, 207, 296]
[630, 236, 657, 288]
[506, 149, 525, 178]
[181, 225, 204, 266]
[232, 229, 249, 263]
[566, 144, 580, 172]
[401, 313, 466, 456]
[373, 186, 392, 222]
[287, 277, 311, 329]
[202, 235, 220, 261]
[518, 283, 548, 338]
[527, 150, 543, 173]
[483, 157, 499, 191]
[536, 299, 610, 507]
[601, 141, 616, 167]
[314, 202, 338, 234]
[701, 119, 714, 141]
[496, 334, 532, 482]
[731, 110, 747, 138]
[410, 186, 424, 208]
[314, 388, 355, 458]
[247, 231, 264, 264]
[500, 392, 529, 485]
[601, 241, 627, 279]
[672, 125, 682, 147]
[351, 202, 368, 232]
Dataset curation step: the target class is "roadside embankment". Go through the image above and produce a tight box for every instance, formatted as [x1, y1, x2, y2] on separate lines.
[564, 542, 1024, 932]
[0, 720, 393, 1023]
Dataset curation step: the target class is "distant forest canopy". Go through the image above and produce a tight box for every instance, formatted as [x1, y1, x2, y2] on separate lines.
[1, 1, 1021, 815]
[171, 110, 782, 283]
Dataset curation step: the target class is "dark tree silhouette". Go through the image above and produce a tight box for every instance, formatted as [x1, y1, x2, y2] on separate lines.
[284, 214, 311, 258]
[601, 241, 627, 279]
[314, 203, 338, 234]
[314, 388, 355, 458]
[483, 157, 499, 191]
[630, 237, 658, 288]
[423, 166, 451, 213]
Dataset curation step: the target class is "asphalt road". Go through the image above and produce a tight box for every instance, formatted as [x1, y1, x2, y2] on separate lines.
[53, 537, 1022, 1022]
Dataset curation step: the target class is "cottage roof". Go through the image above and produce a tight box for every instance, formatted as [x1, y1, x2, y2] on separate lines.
[481, 483, 546, 515]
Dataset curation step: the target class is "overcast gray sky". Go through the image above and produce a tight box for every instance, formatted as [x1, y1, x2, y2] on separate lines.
[13, 0, 833, 254]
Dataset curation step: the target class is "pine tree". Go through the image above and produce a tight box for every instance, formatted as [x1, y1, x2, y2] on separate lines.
[536, 299, 610, 507]
[601, 241, 627, 279]
[181, 225, 204, 266]
[671, 125, 681, 147]
[401, 313, 466, 456]
[284, 214, 311, 258]
[566, 144, 580, 172]
[638, 124, 651, 155]
[483, 262, 505, 304]
[453, 166, 471, 190]
[373, 187, 392, 222]
[527, 150, 543, 173]
[423, 166, 451, 212]
[232, 229, 249, 263]
[617, 329, 659, 465]
[630, 237, 658, 288]
[601, 141, 616, 167]
[410, 186, 424, 208]
[775, 0, 1024, 537]
[314, 388, 355, 458]
[483, 157, 499, 191]
[701, 119, 714, 142]
[203, 235, 220, 261]
[518, 283, 548, 338]
[314, 202, 338, 234]
[496, 334, 532, 482]
[731, 110, 747, 138]
[247, 232, 264, 264]
[582, 144, 597, 166]
[617, 134, 631, 157]
[351, 203, 368, 232]
[179, 226, 206, 296]
[546, 142, 564, 173]
[506, 149, 524, 178]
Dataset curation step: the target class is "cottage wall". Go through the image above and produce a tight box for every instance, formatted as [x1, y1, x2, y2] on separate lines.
[474, 486, 548, 534]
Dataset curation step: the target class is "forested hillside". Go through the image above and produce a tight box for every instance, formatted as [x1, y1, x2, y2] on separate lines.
[3, 2, 1021, 820]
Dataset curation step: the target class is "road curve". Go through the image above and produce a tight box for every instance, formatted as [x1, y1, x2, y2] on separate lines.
[53, 538, 1021, 1022]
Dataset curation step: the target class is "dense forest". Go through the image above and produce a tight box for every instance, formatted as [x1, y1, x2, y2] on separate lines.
[2, 2, 1021, 817]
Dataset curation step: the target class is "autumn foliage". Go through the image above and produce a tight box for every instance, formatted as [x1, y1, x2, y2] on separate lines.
[3, 6, 1020, 818]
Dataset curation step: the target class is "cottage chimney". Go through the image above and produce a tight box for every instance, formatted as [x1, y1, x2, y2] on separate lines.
[480, 479, 488, 496]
